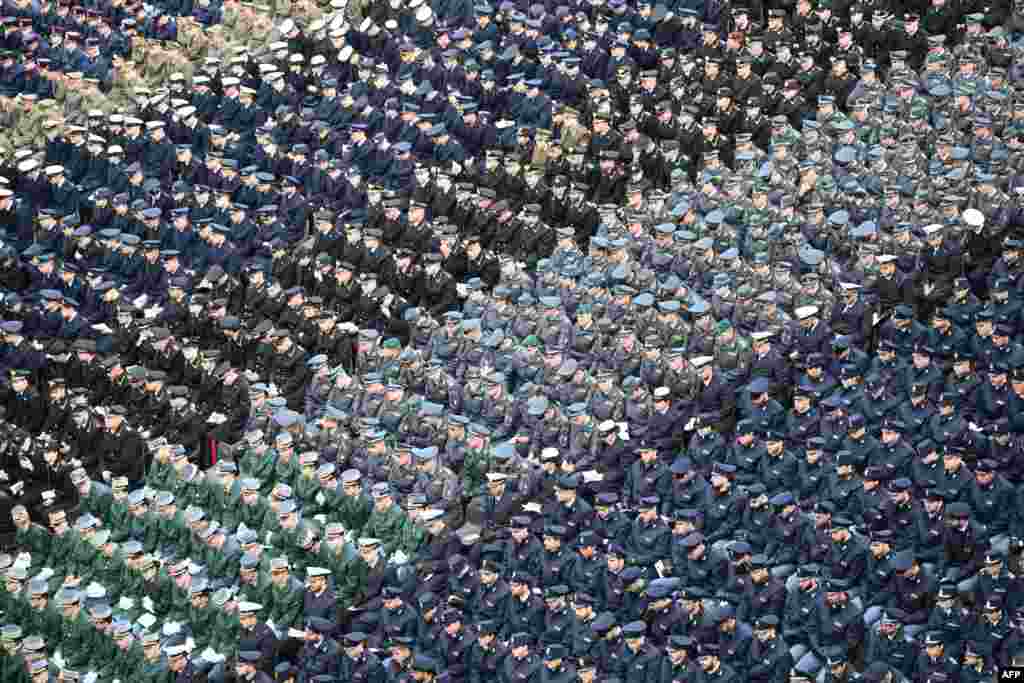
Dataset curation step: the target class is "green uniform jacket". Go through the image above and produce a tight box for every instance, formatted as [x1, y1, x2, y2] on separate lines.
[294, 472, 320, 509]
[169, 471, 204, 511]
[361, 504, 408, 558]
[235, 575, 267, 605]
[339, 556, 393, 611]
[267, 578, 305, 631]
[156, 512, 190, 558]
[210, 481, 242, 531]
[129, 513, 161, 555]
[210, 610, 242, 659]
[273, 454, 300, 490]
[239, 446, 276, 487]
[15, 524, 51, 566]
[314, 485, 347, 520]
[317, 540, 357, 579]
[335, 493, 373, 533]
[88, 549, 125, 591]
[100, 640, 145, 680]
[123, 571, 176, 621]
[0, 652, 30, 683]
[107, 499, 132, 533]
[0, 588, 30, 626]
[186, 604, 219, 651]
[236, 500, 270, 534]
[147, 460, 174, 490]
[87, 625, 121, 674]
[462, 448, 493, 497]
[80, 488, 113, 521]
[397, 520, 426, 556]
[203, 544, 240, 587]
[58, 612, 95, 671]
[27, 604, 63, 645]
[64, 533, 97, 578]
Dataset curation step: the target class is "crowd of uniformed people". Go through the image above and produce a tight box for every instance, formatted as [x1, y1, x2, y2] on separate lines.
[3, 0, 1024, 679]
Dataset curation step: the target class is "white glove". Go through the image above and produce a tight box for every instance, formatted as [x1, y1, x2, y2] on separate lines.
[390, 550, 408, 565]
[142, 596, 155, 612]
[315, 492, 326, 506]
[118, 596, 135, 611]
[200, 647, 225, 663]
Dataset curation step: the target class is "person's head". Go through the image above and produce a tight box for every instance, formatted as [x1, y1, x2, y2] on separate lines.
[10, 370, 29, 393]
[830, 523, 850, 544]
[62, 592, 81, 619]
[236, 651, 261, 678]
[190, 584, 210, 609]
[270, 558, 291, 586]
[238, 602, 262, 629]
[28, 581, 48, 610]
[358, 538, 382, 564]
[105, 406, 126, 432]
[344, 633, 367, 659]
[698, 647, 720, 673]
[166, 646, 188, 672]
[606, 549, 625, 572]
[141, 633, 161, 661]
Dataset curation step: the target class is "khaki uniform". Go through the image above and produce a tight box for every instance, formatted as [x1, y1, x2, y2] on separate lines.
[62, 88, 89, 122]
[204, 27, 232, 61]
[178, 23, 209, 63]
[9, 106, 45, 149]
[246, 18, 275, 50]
[107, 71, 139, 112]
[78, 86, 114, 117]
[143, 51, 172, 88]
[168, 53, 196, 84]
[559, 121, 591, 154]
[221, 4, 242, 33]
[344, 0, 370, 23]
[0, 102, 20, 150]
[132, 37, 150, 66]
